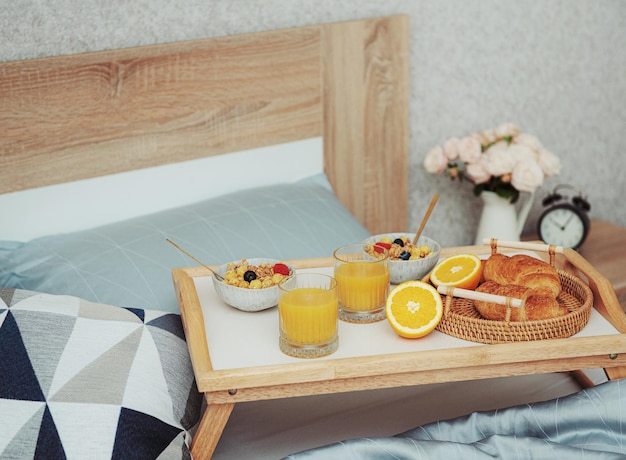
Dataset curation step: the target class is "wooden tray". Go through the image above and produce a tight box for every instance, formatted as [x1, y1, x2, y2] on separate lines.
[435, 240, 594, 344]
[173, 243, 626, 459]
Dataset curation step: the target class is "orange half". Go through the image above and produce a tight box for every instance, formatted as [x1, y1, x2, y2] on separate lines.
[429, 254, 482, 290]
[385, 281, 443, 339]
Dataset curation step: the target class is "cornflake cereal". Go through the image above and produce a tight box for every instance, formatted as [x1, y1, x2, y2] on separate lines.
[223, 259, 291, 289]
[365, 236, 433, 261]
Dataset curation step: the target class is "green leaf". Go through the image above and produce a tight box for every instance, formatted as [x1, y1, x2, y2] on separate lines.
[495, 185, 519, 203]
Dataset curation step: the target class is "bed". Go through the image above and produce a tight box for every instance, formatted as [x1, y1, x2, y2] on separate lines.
[1, 14, 624, 460]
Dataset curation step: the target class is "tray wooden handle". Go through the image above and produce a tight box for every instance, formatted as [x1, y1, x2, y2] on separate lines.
[437, 285, 524, 308]
[479, 239, 626, 338]
[481, 238, 564, 254]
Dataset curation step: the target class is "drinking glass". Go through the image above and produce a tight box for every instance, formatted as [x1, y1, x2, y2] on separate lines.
[278, 273, 339, 358]
[333, 243, 390, 323]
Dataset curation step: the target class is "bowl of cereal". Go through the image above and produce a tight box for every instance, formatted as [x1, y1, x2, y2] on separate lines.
[363, 233, 440, 284]
[212, 258, 294, 312]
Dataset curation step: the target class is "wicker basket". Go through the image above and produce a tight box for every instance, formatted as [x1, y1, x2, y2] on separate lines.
[435, 239, 594, 344]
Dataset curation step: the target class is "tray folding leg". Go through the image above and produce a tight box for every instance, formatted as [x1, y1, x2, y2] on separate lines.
[190, 401, 235, 460]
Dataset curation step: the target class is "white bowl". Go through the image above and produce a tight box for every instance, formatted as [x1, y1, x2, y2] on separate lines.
[363, 233, 441, 284]
[211, 258, 293, 312]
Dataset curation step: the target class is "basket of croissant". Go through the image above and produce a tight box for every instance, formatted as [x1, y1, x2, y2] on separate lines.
[434, 239, 593, 344]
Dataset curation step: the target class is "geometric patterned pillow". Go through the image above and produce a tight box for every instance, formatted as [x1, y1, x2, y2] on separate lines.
[0, 288, 202, 459]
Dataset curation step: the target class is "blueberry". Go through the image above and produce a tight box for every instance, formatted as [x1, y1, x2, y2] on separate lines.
[243, 270, 257, 282]
[399, 251, 411, 260]
[393, 238, 405, 247]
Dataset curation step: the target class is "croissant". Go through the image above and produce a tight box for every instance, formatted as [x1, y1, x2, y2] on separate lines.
[474, 280, 569, 321]
[481, 253, 561, 297]
[474, 254, 567, 321]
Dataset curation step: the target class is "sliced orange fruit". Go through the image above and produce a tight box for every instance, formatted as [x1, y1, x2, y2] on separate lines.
[429, 253, 482, 290]
[385, 281, 443, 339]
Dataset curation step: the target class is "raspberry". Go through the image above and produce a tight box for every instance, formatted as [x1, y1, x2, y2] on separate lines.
[273, 263, 291, 276]
[373, 241, 391, 254]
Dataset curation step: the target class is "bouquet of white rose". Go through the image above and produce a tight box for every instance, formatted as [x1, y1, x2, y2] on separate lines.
[423, 123, 561, 203]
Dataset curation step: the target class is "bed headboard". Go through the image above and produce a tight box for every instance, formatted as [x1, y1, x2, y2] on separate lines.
[0, 15, 409, 235]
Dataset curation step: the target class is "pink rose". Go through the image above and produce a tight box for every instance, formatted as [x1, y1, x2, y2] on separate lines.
[470, 132, 490, 146]
[537, 149, 561, 176]
[466, 160, 491, 184]
[486, 140, 509, 153]
[507, 144, 538, 163]
[457, 136, 482, 164]
[482, 129, 498, 144]
[443, 137, 460, 160]
[423, 146, 447, 174]
[495, 123, 520, 138]
[484, 149, 516, 176]
[511, 160, 544, 192]
[513, 133, 543, 153]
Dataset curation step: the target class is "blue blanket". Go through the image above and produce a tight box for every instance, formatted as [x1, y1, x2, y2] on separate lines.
[285, 378, 625, 459]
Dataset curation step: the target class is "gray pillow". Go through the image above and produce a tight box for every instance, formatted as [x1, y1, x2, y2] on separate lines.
[0, 176, 370, 313]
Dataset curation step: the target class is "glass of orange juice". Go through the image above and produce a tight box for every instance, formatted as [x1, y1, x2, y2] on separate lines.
[278, 273, 339, 359]
[333, 243, 390, 323]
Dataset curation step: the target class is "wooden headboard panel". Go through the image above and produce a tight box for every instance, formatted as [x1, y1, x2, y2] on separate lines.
[0, 15, 409, 234]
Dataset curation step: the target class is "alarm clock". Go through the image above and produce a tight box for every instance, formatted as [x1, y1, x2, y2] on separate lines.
[537, 184, 591, 249]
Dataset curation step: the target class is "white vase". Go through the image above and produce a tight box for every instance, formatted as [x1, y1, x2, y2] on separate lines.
[474, 190, 535, 245]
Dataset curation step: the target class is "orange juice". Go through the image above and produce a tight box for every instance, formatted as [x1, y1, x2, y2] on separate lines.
[334, 261, 390, 312]
[333, 243, 390, 323]
[279, 287, 338, 344]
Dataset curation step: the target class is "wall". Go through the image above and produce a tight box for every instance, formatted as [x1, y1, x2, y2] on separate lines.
[2, 0, 624, 246]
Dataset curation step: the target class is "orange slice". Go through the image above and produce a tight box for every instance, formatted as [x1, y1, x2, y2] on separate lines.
[385, 281, 443, 338]
[429, 254, 482, 290]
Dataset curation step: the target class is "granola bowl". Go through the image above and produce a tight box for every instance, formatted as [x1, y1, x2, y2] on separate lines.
[363, 233, 440, 284]
[212, 258, 294, 312]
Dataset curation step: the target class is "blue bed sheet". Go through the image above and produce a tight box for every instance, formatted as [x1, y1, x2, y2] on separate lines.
[285, 378, 625, 459]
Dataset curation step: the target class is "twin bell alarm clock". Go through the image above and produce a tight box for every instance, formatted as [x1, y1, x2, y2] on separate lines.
[537, 184, 591, 249]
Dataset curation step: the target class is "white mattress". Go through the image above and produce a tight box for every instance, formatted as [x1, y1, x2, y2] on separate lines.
[212, 373, 587, 459]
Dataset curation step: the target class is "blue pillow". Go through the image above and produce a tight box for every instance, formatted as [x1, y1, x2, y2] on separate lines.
[0, 177, 370, 313]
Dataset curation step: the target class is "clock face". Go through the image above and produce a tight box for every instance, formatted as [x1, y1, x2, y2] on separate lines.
[538, 205, 587, 249]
